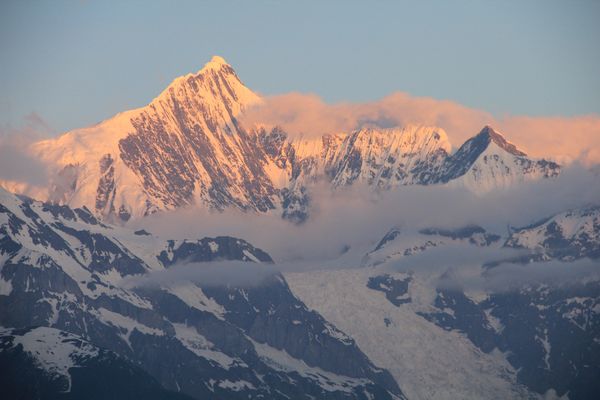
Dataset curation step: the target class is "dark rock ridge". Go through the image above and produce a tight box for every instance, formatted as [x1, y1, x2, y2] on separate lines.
[0, 187, 405, 399]
[373, 228, 402, 252]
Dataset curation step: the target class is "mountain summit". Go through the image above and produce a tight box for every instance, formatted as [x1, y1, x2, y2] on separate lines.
[439, 125, 559, 192]
[32, 55, 270, 221]
[478, 125, 527, 156]
[15, 57, 561, 222]
[151, 54, 259, 110]
[206, 55, 229, 66]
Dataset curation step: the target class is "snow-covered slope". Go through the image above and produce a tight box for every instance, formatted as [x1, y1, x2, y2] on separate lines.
[6, 57, 561, 223]
[0, 326, 191, 399]
[505, 205, 600, 261]
[327, 125, 450, 188]
[2, 187, 598, 399]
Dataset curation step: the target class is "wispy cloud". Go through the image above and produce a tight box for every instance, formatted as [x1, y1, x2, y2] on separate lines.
[121, 260, 278, 289]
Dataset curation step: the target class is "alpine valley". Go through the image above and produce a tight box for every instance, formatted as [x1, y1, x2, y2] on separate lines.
[1, 56, 598, 400]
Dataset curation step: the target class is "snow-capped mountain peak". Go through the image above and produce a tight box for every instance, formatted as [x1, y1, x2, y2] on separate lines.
[150, 54, 260, 114]
[477, 125, 527, 157]
[29, 56, 269, 221]
[204, 55, 231, 68]
[5, 57, 561, 222]
[442, 125, 560, 192]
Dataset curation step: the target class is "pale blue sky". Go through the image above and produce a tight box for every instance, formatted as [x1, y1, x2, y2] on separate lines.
[1, 0, 599, 134]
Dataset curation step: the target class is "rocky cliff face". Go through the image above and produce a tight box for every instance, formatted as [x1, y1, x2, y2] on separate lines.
[118, 57, 278, 214]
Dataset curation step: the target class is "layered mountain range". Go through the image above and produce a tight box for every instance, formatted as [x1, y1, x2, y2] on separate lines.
[1, 56, 597, 400]
[14, 56, 559, 223]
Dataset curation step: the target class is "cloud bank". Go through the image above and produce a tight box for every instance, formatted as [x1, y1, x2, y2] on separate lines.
[241, 92, 600, 165]
[121, 260, 278, 289]
[135, 164, 600, 264]
[382, 243, 600, 293]
[0, 113, 53, 189]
